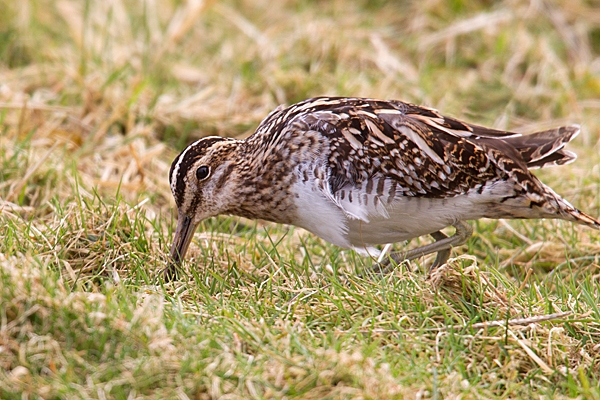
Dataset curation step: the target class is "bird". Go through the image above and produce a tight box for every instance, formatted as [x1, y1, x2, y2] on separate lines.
[167, 96, 600, 274]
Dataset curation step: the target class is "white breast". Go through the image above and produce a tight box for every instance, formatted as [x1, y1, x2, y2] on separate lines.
[289, 179, 354, 250]
[290, 174, 519, 256]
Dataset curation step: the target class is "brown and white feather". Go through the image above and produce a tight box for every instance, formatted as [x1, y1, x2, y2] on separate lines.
[169, 96, 599, 261]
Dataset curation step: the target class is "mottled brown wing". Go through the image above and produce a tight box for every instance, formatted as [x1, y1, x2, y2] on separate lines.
[400, 101, 520, 139]
[249, 96, 598, 229]
[289, 98, 513, 199]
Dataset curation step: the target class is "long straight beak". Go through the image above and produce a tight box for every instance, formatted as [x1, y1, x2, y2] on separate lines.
[169, 214, 199, 265]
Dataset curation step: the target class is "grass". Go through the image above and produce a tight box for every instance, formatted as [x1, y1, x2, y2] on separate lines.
[1, 0, 600, 398]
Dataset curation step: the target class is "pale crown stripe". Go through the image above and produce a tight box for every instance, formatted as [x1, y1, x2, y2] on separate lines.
[170, 136, 220, 194]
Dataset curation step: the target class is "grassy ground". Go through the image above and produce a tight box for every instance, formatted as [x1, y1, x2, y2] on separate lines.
[1, 0, 600, 398]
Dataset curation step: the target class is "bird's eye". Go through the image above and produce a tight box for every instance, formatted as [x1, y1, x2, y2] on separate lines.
[196, 166, 210, 181]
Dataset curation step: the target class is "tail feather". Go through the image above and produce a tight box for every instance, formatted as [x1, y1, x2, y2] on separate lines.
[526, 149, 577, 169]
[558, 199, 600, 230]
[526, 178, 600, 230]
[536, 175, 600, 230]
[502, 125, 600, 229]
[506, 125, 580, 169]
[568, 208, 600, 229]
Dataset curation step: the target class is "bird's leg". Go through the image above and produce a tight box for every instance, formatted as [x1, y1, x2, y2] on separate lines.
[429, 230, 451, 270]
[376, 221, 473, 274]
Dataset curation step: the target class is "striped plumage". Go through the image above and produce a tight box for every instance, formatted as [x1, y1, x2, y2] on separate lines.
[168, 97, 599, 272]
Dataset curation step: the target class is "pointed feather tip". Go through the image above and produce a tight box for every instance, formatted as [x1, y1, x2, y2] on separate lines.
[563, 124, 581, 140]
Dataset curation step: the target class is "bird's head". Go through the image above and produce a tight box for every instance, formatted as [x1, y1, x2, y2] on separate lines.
[168, 136, 239, 265]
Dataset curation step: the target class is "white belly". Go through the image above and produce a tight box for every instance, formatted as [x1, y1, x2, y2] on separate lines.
[289, 180, 354, 249]
[345, 195, 477, 249]
[291, 192, 477, 256]
[342, 179, 521, 251]
[289, 178, 517, 256]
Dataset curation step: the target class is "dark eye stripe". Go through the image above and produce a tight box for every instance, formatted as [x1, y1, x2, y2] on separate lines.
[170, 137, 225, 206]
